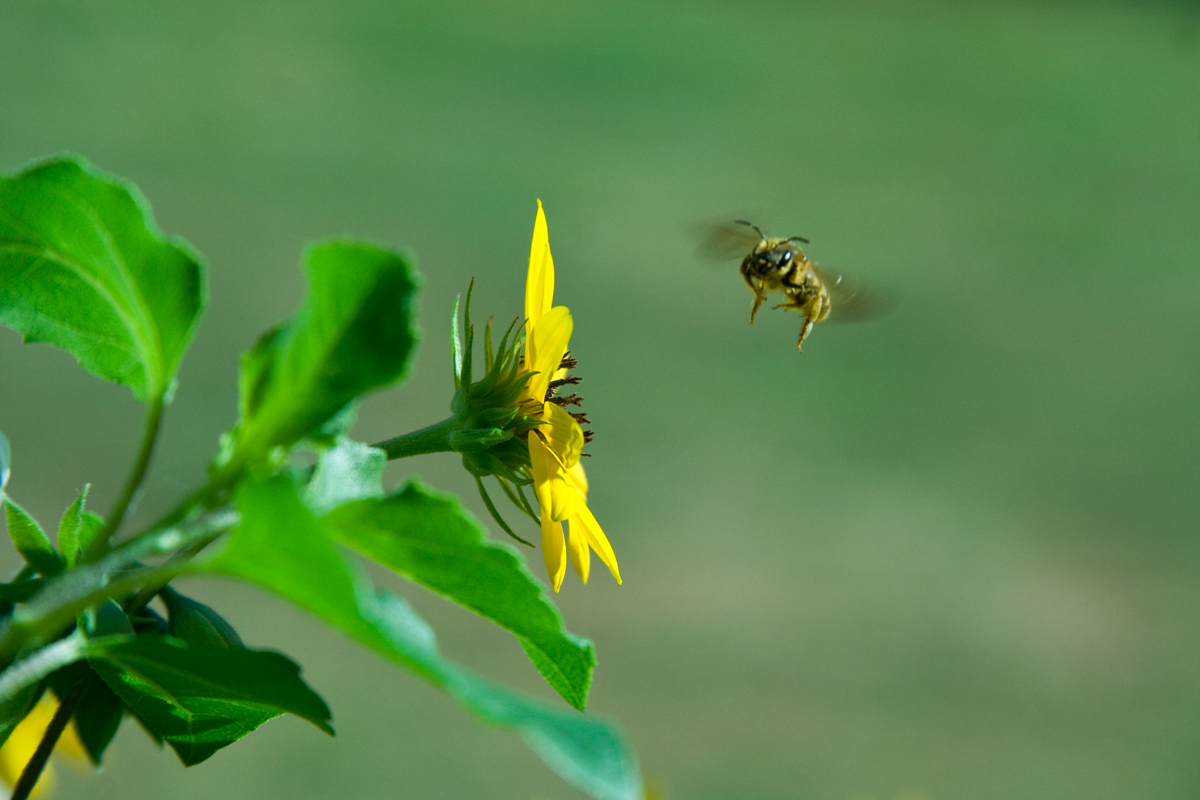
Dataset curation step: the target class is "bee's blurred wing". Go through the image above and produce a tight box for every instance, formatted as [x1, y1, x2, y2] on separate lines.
[693, 220, 763, 263]
[811, 264, 900, 324]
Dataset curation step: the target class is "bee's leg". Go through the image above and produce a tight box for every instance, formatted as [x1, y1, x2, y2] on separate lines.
[773, 294, 804, 312]
[750, 290, 766, 324]
[796, 316, 815, 352]
[748, 283, 768, 324]
[742, 264, 767, 324]
[794, 294, 823, 352]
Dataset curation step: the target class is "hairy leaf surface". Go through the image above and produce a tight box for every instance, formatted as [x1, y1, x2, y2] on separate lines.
[327, 480, 596, 711]
[202, 476, 641, 800]
[304, 437, 385, 515]
[0, 156, 205, 401]
[87, 637, 332, 766]
[227, 241, 420, 463]
[4, 498, 63, 577]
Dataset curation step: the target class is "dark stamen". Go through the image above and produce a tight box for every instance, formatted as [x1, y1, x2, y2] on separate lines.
[546, 375, 581, 399]
[542, 350, 595, 447]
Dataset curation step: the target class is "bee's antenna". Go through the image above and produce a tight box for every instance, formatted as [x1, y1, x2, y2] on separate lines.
[788, 235, 810, 244]
[735, 219, 768, 240]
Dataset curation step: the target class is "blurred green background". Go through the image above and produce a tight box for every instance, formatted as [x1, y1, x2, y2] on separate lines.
[2, 1, 1199, 798]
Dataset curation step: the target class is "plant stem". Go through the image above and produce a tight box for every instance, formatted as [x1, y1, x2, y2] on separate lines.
[373, 417, 457, 460]
[122, 528, 228, 614]
[83, 394, 166, 562]
[104, 447, 245, 561]
[0, 510, 238, 664]
[10, 670, 89, 800]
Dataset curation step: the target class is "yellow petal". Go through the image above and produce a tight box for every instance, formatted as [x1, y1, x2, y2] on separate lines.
[524, 306, 572, 404]
[567, 520, 590, 583]
[541, 403, 584, 469]
[541, 510, 567, 592]
[528, 434, 582, 521]
[0, 697, 60, 798]
[569, 460, 589, 499]
[525, 199, 555, 330]
[573, 501, 621, 585]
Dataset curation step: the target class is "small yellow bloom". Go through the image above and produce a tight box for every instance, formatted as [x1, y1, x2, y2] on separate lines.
[519, 200, 621, 592]
[0, 694, 87, 799]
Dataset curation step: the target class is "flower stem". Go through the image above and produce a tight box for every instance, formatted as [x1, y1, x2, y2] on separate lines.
[373, 417, 457, 460]
[10, 670, 89, 800]
[83, 394, 166, 562]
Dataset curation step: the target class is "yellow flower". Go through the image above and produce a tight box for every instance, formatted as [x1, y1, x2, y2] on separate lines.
[520, 200, 621, 592]
[0, 694, 88, 799]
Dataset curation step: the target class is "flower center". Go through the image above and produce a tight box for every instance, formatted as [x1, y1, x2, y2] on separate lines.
[547, 351, 594, 449]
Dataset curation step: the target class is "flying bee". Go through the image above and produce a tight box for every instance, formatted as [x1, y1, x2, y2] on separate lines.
[699, 219, 886, 352]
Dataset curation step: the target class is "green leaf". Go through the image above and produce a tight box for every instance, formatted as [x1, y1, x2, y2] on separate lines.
[308, 401, 360, 448]
[161, 587, 244, 649]
[74, 672, 125, 765]
[4, 498, 64, 576]
[56, 484, 89, 568]
[0, 680, 44, 750]
[367, 592, 641, 800]
[0, 429, 9, 493]
[304, 437, 385, 516]
[46, 662, 125, 766]
[87, 637, 333, 766]
[0, 155, 206, 401]
[225, 240, 420, 464]
[327, 481, 596, 711]
[0, 578, 44, 604]
[77, 511, 106, 559]
[200, 475, 641, 800]
[81, 599, 135, 638]
[0, 510, 236, 664]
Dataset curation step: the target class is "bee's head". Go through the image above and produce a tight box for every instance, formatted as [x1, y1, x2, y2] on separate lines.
[750, 239, 805, 277]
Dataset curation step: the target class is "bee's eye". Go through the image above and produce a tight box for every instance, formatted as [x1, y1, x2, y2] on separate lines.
[780, 251, 792, 264]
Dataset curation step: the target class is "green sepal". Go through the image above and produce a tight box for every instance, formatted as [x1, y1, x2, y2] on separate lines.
[496, 477, 540, 525]
[449, 427, 514, 452]
[475, 477, 534, 547]
[452, 293, 464, 388]
[444, 286, 541, 490]
[4, 498, 65, 576]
